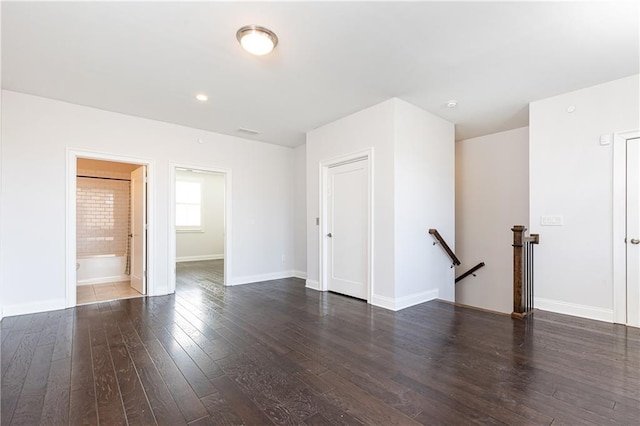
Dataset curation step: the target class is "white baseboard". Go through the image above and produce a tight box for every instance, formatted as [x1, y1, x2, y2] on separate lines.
[292, 270, 307, 280]
[2, 298, 67, 317]
[371, 289, 439, 311]
[305, 279, 321, 291]
[176, 254, 224, 263]
[535, 297, 614, 323]
[370, 294, 396, 310]
[230, 271, 293, 286]
[77, 274, 130, 286]
[396, 289, 440, 310]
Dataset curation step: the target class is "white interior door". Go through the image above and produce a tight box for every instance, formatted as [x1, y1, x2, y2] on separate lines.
[627, 137, 640, 327]
[131, 166, 147, 294]
[327, 159, 368, 300]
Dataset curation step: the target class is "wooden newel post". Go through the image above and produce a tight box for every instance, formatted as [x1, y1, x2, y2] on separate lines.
[511, 225, 525, 319]
[512, 225, 539, 319]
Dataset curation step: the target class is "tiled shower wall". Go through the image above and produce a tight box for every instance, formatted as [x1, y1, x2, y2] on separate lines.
[77, 168, 130, 256]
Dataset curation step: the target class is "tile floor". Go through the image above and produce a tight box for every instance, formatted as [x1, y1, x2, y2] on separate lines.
[76, 281, 143, 305]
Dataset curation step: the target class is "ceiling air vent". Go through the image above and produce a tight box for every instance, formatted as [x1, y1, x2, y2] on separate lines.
[237, 128, 260, 135]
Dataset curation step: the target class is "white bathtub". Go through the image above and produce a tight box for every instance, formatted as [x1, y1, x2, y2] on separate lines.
[77, 254, 129, 285]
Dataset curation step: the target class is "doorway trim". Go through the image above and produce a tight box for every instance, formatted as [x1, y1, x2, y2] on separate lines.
[613, 129, 640, 324]
[66, 149, 155, 308]
[318, 148, 374, 302]
[168, 163, 232, 292]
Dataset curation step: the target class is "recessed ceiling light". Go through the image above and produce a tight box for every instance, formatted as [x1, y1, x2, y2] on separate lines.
[195, 94, 208, 102]
[236, 25, 278, 56]
[446, 100, 458, 108]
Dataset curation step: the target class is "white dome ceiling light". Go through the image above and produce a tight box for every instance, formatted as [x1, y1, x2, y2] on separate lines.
[236, 25, 278, 56]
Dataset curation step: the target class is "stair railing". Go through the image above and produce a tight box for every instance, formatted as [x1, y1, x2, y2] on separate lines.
[428, 229, 461, 267]
[455, 262, 486, 283]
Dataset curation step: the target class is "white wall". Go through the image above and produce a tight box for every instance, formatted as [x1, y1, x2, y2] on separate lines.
[0, 6, 3, 319]
[306, 99, 397, 300]
[293, 144, 307, 278]
[176, 170, 225, 261]
[455, 127, 529, 314]
[394, 99, 455, 303]
[306, 98, 455, 310]
[530, 74, 640, 321]
[0, 90, 295, 316]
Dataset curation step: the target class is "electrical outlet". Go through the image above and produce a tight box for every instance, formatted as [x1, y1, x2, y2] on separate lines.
[540, 215, 563, 226]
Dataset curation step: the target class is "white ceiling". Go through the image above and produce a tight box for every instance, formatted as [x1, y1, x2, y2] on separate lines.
[2, 1, 638, 147]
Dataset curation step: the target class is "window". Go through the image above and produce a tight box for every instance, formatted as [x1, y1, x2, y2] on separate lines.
[176, 180, 202, 231]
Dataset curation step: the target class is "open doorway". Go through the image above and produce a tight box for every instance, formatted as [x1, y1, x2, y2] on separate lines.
[71, 157, 148, 305]
[171, 166, 229, 293]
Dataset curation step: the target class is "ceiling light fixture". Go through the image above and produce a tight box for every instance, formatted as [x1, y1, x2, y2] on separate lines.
[236, 25, 278, 56]
[195, 93, 208, 102]
[446, 100, 458, 108]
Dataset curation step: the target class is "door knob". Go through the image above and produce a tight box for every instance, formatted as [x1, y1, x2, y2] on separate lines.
[631, 238, 640, 245]
[327, 233, 332, 238]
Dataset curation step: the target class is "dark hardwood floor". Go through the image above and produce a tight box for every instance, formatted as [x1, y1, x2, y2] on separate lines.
[177, 259, 224, 287]
[2, 263, 640, 425]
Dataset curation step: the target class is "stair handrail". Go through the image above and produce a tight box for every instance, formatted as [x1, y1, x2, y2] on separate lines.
[428, 229, 461, 266]
[455, 262, 486, 283]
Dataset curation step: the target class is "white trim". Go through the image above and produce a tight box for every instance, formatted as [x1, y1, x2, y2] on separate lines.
[230, 271, 292, 286]
[176, 254, 224, 263]
[370, 289, 439, 311]
[67, 149, 155, 308]
[396, 290, 439, 310]
[535, 297, 614, 323]
[77, 275, 130, 285]
[369, 294, 397, 311]
[169, 163, 231, 292]
[292, 270, 307, 280]
[305, 279, 321, 290]
[612, 129, 640, 324]
[319, 148, 374, 303]
[3, 298, 67, 317]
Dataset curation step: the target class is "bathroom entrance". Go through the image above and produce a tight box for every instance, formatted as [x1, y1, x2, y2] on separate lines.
[74, 158, 147, 305]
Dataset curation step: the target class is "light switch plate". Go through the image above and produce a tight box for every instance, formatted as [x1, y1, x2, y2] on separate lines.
[541, 215, 563, 226]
